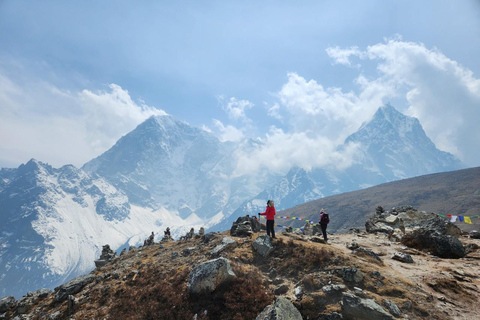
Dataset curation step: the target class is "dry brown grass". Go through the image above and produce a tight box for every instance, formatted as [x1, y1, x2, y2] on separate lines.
[25, 230, 480, 320]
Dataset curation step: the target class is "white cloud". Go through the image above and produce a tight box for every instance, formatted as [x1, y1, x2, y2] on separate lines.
[213, 119, 244, 142]
[233, 127, 361, 176]
[0, 72, 166, 168]
[363, 39, 480, 165]
[220, 96, 254, 123]
[267, 102, 282, 120]
[234, 38, 480, 174]
[79, 84, 166, 152]
[325, 46, 365, 66]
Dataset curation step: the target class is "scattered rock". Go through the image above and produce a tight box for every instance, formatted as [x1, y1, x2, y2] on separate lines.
[347, 240, 359, 250]
[182, 247, 196, 256]
[310, 236, 327, 244]
[383, 299, 401, 318]
[274, 284, 289, 295]
[354, 287, 363, 294]
[352, 247, 382, 262]
[465, 243, 479, 254]
[55, 274, 96, 302]
[187, 257, 236, 295]
[294, 286, 303, 299]
[322, 284, 346, 294]
[171, 252, 179, 259]
[252, 235, 274, 257]
[391, 252, 414, 263]
[202, 232, 217, 243]
[211, 237, 237, 257]
[255, 296, 303, 320]
[341, 292, 394, 320]
[336, 267, 364, 284]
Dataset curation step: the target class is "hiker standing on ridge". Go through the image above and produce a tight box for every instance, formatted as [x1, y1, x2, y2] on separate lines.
[319, 208, 330, 243]
[259, 200, 276, 239]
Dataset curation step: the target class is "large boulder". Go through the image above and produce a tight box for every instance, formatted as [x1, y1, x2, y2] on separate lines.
[252, 235, 274, 257]
[55, 274, 96, 302]
[470, 230, 480, 239]
[230, 215, 262, 237]
[418, 217, 461, 237]
[401, 228, 465, 259]
[187, 257, 236, 295]
[341, 292, 393, 320]
[255, 296, 303, 320]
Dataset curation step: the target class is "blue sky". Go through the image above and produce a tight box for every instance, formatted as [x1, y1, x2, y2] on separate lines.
[1, 1, 479, 171]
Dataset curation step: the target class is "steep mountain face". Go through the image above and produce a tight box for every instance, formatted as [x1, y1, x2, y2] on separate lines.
[0, 159, 188, 299]
[82, 115, 275, 222]
[211, 104, 463, 229]
[345, 103, 461, 181]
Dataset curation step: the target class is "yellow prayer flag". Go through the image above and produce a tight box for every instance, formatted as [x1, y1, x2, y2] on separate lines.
[464, 216, 473, 224]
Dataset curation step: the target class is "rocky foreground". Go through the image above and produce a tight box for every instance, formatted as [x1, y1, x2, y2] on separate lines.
[1, 208, 480, 320]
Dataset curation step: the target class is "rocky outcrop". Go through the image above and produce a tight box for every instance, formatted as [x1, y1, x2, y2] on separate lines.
[255, 296, 303, 320]
[230, 215, 262, 237]
[0, 296, 15, 313]
[252, 235, 274, 257]
[187, 257, 236, 295]
[365, 207, 459, 236]
[341, 292, 393, 320]
[55, 274, 96, 302]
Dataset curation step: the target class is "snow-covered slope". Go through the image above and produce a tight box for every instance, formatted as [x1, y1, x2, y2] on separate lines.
[0, 159, 201, 298]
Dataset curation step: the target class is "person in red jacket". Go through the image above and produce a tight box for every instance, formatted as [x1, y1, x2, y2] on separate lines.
[259, 200, 276, 239]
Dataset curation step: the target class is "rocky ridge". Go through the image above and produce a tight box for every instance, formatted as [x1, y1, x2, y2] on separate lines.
[2, 207, 480, 320]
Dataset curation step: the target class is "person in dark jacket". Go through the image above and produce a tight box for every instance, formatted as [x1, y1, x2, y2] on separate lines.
[319, 208, 330, 243]
[259, 200, 276, 239]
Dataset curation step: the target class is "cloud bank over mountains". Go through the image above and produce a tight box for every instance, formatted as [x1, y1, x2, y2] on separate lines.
[1, 38, 479, 171]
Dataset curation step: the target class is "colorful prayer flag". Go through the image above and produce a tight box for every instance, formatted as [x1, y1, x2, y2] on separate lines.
[450, 215, 457, 222]
[459, 216, 464, 222]
[464, 216, 472, 224]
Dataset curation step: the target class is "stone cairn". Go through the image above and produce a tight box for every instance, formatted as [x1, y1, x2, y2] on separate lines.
[94, 244, 116, 268]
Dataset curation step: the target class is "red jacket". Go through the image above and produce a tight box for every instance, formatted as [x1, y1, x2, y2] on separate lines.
[260, 206, 276, 220]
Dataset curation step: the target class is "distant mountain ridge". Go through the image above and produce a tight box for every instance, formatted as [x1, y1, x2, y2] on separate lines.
[0, 104, 465, 298]
[210, 104, 462, 231]
[278, 165, 480, 233]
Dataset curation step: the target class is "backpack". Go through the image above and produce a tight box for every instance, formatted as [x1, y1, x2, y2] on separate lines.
[320, 213, 330, 224]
